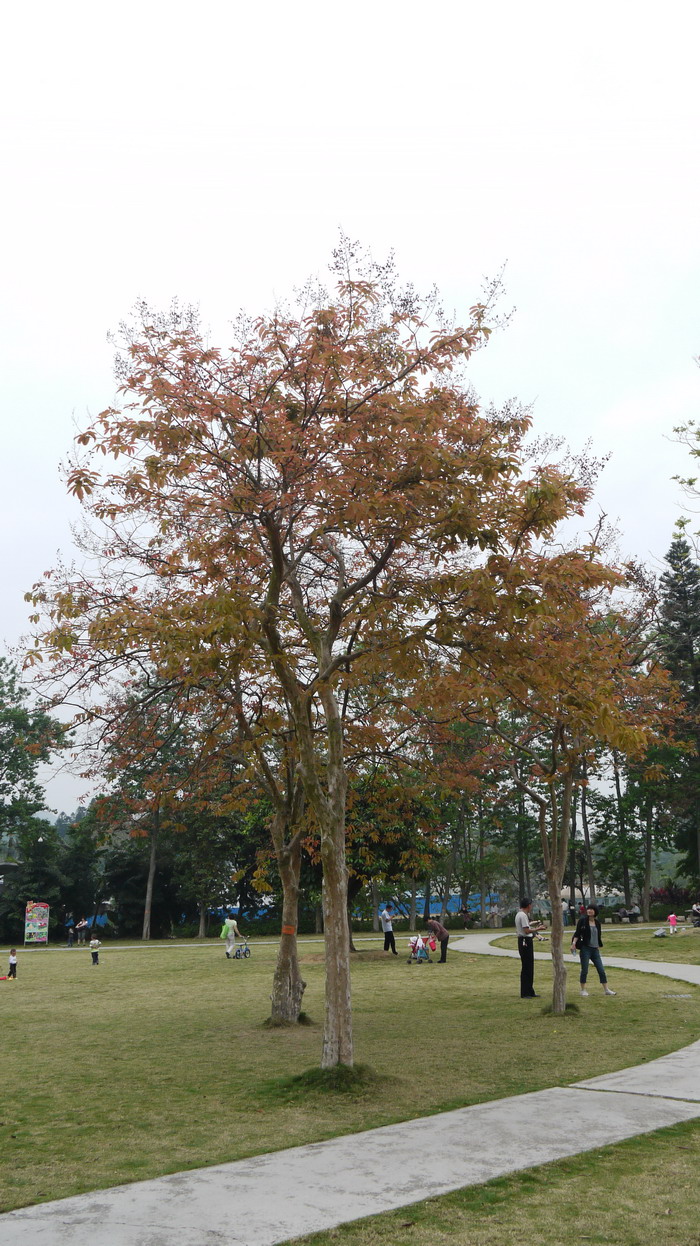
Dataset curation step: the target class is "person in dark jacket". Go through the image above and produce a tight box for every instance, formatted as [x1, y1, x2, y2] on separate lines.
[571, 905, 616, 997]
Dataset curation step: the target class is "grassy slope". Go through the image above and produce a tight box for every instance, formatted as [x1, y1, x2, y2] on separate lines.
[0, 936, 699, 1214]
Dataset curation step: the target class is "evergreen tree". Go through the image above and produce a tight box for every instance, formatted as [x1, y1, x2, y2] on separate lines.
[657, 533, 700, 878]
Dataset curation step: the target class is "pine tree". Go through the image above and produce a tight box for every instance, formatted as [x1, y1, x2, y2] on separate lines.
[657, 533, 700, 878]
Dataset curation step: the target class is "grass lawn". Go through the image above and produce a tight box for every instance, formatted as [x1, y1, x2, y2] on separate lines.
[287, 1117, 700, 1246]
[493, 925, 700, 963]
[1, 934, 699, 1215]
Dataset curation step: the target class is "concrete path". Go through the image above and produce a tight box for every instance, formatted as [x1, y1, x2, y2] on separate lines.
[3, 932, 700, 1246]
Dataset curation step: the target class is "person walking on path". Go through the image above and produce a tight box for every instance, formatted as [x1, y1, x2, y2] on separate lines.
[571, 904, 616, 997]
[7, 948, 17, 979]
[515, 898, 544, 997]
[425, 916, 450, 963]
[89, 936, 101, 966]
[222, 914, 242, 958]
[380, 903, 398, 955]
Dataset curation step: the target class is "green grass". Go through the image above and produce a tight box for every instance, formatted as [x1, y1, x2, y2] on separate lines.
[1, 935, 699, 1214]
[287, 1117, 700, 1246]
[493, 925, 700, 963]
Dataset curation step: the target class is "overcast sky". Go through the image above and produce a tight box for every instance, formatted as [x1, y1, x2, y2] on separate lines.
[2, 0, 699, 811]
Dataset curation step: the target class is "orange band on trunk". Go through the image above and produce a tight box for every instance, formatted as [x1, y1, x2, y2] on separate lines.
[281, 924, 296, 935]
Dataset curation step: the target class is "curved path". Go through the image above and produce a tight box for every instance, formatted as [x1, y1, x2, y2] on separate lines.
[3, 933, 700, 1246]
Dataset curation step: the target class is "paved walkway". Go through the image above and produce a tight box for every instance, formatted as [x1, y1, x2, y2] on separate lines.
[3, 932, 700, 1246]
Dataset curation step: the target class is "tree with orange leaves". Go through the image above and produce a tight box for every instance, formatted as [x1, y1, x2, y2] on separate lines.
[428, 552, 674, 1012]
[27, 249, 606, 1065]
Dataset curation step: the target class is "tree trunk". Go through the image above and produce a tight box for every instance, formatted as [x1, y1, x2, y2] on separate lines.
[142, 807, 159, 941]
[545, 774, 575, 1014]
[270, 836, 307, 1025]
[422, 880, 431, 923]
[315, 902, 324, 933]
[642, 800, 653, 923]
[546, 863, 567, 1013]
[371, 881, 380, 931]
[197, 900, 206, 939]
[479, 815, 486, 927]
[440, 838, 457, 923]
[409, 879, 417, 931]
[347, 904, 357, 953]
[612, 750, 632, 907]
[320, 797, 353, 1067]
[580, 761, 596, 902]
[517, 784, 527, 898]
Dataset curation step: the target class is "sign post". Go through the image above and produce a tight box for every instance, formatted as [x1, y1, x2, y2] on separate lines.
[24, 901, 50, 945]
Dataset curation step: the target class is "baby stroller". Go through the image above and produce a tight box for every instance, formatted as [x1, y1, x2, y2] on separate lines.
[407, 935, 436, 964]
[232, 939, 251, 959]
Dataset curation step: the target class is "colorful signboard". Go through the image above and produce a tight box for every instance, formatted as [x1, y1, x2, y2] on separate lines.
[24, 901, 50, 944]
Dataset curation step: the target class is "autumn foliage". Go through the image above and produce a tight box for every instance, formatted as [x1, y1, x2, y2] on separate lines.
[27, 253, 669, 1044]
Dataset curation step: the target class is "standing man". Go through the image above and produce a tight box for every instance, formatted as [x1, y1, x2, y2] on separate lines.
[380, 902, 398, 955]
[426, 914, 450, 963]
[515, 898, 544, 998]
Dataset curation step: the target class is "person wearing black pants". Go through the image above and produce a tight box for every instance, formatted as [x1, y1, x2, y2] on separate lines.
[426, 917, 449, 962]
[515, 898, 543, 997]
[380, 903, 398, 955]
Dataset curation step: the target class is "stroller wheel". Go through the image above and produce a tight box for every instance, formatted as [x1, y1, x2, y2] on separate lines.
[407, 958, 413, 964]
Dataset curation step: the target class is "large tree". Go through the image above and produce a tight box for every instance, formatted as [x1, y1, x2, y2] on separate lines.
[28, 254, 604, 1064]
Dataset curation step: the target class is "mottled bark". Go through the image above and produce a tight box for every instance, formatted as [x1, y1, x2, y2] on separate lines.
[268, 806, 307, 1025]
[270, 837, 307, 1024]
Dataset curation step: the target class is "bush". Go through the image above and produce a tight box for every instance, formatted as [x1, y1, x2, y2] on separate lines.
[649, 903, 688, 921]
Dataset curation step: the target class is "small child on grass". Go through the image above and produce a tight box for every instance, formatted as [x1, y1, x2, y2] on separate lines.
[8, 948, 17, 979]
[89, 936, 101, 966]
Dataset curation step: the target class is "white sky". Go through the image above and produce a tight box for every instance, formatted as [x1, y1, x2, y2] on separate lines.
[2, 0, 700, 811]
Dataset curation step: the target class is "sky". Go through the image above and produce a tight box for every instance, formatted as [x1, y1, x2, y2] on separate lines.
[2, 0, 700, 812]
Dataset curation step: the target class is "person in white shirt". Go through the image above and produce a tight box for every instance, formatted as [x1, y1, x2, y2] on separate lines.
[380, 903, 398, 955]
[515, 898, 544, 998]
